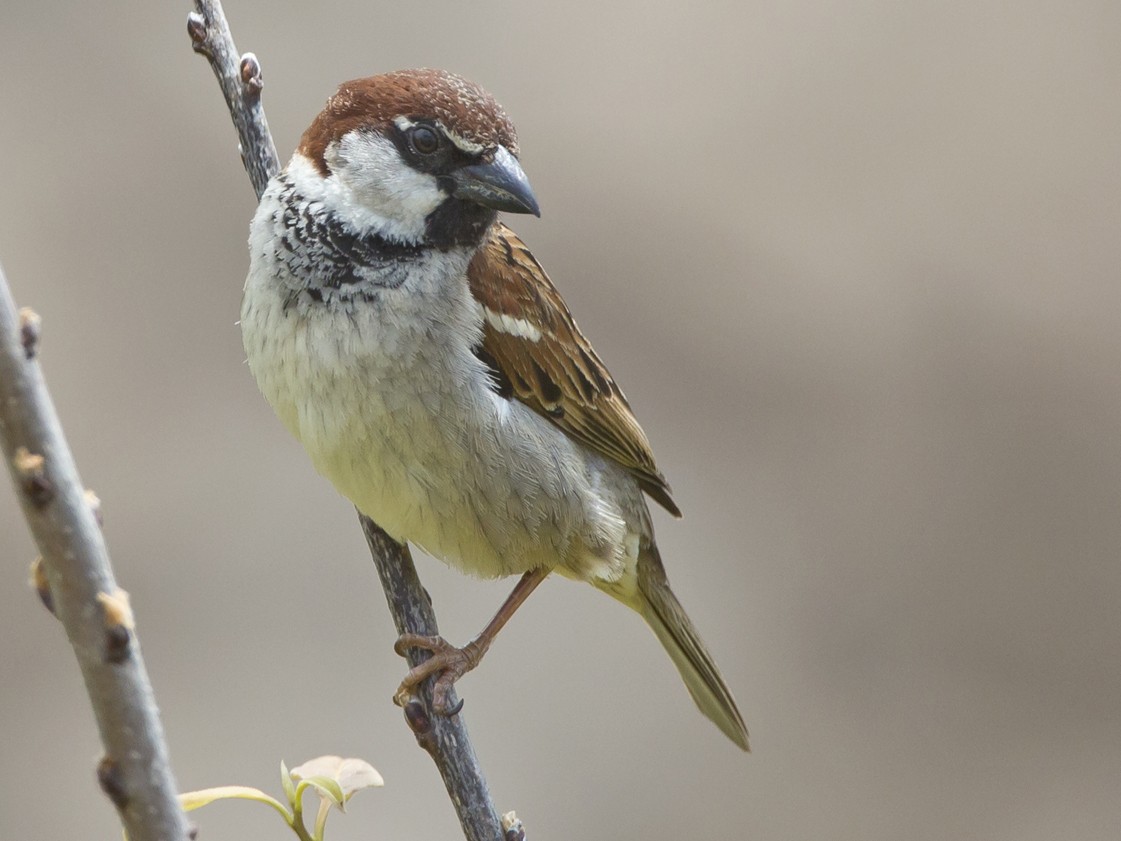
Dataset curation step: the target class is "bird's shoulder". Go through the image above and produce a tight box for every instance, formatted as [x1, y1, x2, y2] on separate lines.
[467, 222, 681, 517]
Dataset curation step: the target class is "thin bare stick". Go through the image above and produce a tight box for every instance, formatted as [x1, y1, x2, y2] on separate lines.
[362, 518, 507, 841]
[0, 266, 189, 841]
[187, 1, 278, 199]
[187, 4, 513, 839]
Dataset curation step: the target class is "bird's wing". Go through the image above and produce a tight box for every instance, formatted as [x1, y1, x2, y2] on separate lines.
[467, 222, 681, 517]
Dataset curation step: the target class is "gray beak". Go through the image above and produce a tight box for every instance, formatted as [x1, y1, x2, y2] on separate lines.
[452, 146, 541, 217]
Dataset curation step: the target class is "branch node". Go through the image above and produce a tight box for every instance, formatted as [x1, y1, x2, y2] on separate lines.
[14, 446, 53, 506]
[98, 589, 135, 663]
[85, 488, 104, 527]
[239, 52, 264, 95]
[404, 697, 432, 736]
[502, 811, 526, 841]
[104, 624, 133, 664]
[186, 12, 209, 55]
[97, 756, 129, 810]
[18, 307, 41, 358]
[98, 588, 135, 629]
[29, 556, 55, 615]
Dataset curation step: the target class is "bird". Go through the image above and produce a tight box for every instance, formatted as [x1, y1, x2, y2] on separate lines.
[240, 68, 749, 750]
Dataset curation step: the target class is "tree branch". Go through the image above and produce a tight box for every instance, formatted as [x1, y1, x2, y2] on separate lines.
[0, 267, 189, 841]
[361, 517, 507, 841]
[187, 2, 278, 200]
[187, 3, 514, 839]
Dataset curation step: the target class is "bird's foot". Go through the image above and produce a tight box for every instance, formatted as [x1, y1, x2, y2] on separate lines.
[392, 634, 487, 716]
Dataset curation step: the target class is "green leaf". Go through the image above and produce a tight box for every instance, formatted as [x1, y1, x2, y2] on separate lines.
[178, 786, 291, 822]
[280, 760, 297, 808]
[297, 776, 345, 808]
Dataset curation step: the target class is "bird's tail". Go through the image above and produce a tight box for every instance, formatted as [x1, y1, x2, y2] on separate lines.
[633, 546, 750, 751]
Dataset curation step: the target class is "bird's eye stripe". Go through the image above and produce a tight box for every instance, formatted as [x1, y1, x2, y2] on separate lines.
[441, 128, 485, 155]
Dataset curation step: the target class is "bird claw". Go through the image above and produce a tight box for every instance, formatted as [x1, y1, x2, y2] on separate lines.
[393, 633, 479, 716]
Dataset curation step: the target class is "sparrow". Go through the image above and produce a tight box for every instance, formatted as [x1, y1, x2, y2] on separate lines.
[241, 68, 749, 750]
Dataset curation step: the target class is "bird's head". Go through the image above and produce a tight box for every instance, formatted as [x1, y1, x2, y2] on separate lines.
[293, 68, 540, 248]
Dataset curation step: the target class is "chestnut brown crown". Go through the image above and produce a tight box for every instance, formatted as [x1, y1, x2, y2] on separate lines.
[298, 68, 520, 176]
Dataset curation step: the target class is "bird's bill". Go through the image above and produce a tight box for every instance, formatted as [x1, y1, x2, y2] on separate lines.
[452, 146, 541, 216]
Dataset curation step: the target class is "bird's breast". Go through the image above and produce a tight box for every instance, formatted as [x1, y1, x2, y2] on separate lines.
[241, 191, 642, 583]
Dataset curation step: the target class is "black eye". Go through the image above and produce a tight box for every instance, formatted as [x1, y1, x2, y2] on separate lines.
[409, 125, 440, 155]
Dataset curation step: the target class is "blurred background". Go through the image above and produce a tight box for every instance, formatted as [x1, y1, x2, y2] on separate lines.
[2, 1, 1120, 838]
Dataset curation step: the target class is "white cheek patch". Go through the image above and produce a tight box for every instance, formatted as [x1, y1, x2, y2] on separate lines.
[482, 306, 543, 342]
[324, 132, 448, 242]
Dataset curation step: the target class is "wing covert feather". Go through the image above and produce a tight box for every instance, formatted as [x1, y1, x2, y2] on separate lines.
[467, 223, 681, 517]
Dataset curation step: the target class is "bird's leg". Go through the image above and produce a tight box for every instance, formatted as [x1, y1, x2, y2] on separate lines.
[394, 567, 550, 715]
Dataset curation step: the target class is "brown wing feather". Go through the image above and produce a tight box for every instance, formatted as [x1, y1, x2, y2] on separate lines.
[468, 223, 681, 517]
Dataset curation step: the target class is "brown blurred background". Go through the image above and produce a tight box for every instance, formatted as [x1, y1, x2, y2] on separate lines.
[2, 1, 1120, 839]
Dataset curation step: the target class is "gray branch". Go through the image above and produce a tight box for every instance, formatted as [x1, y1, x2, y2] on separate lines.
[362, 517, 508, 841]
[187, 2, 278, 199]
[0, 267, 190, 841]
[187, 3, 514, 839]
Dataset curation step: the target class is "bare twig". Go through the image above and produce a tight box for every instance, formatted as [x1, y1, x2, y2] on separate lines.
[187, 2, 278, 199]
[188, 3, 512, 839]
[362, 519, 506, 841]
[0, 267, 189, 841]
